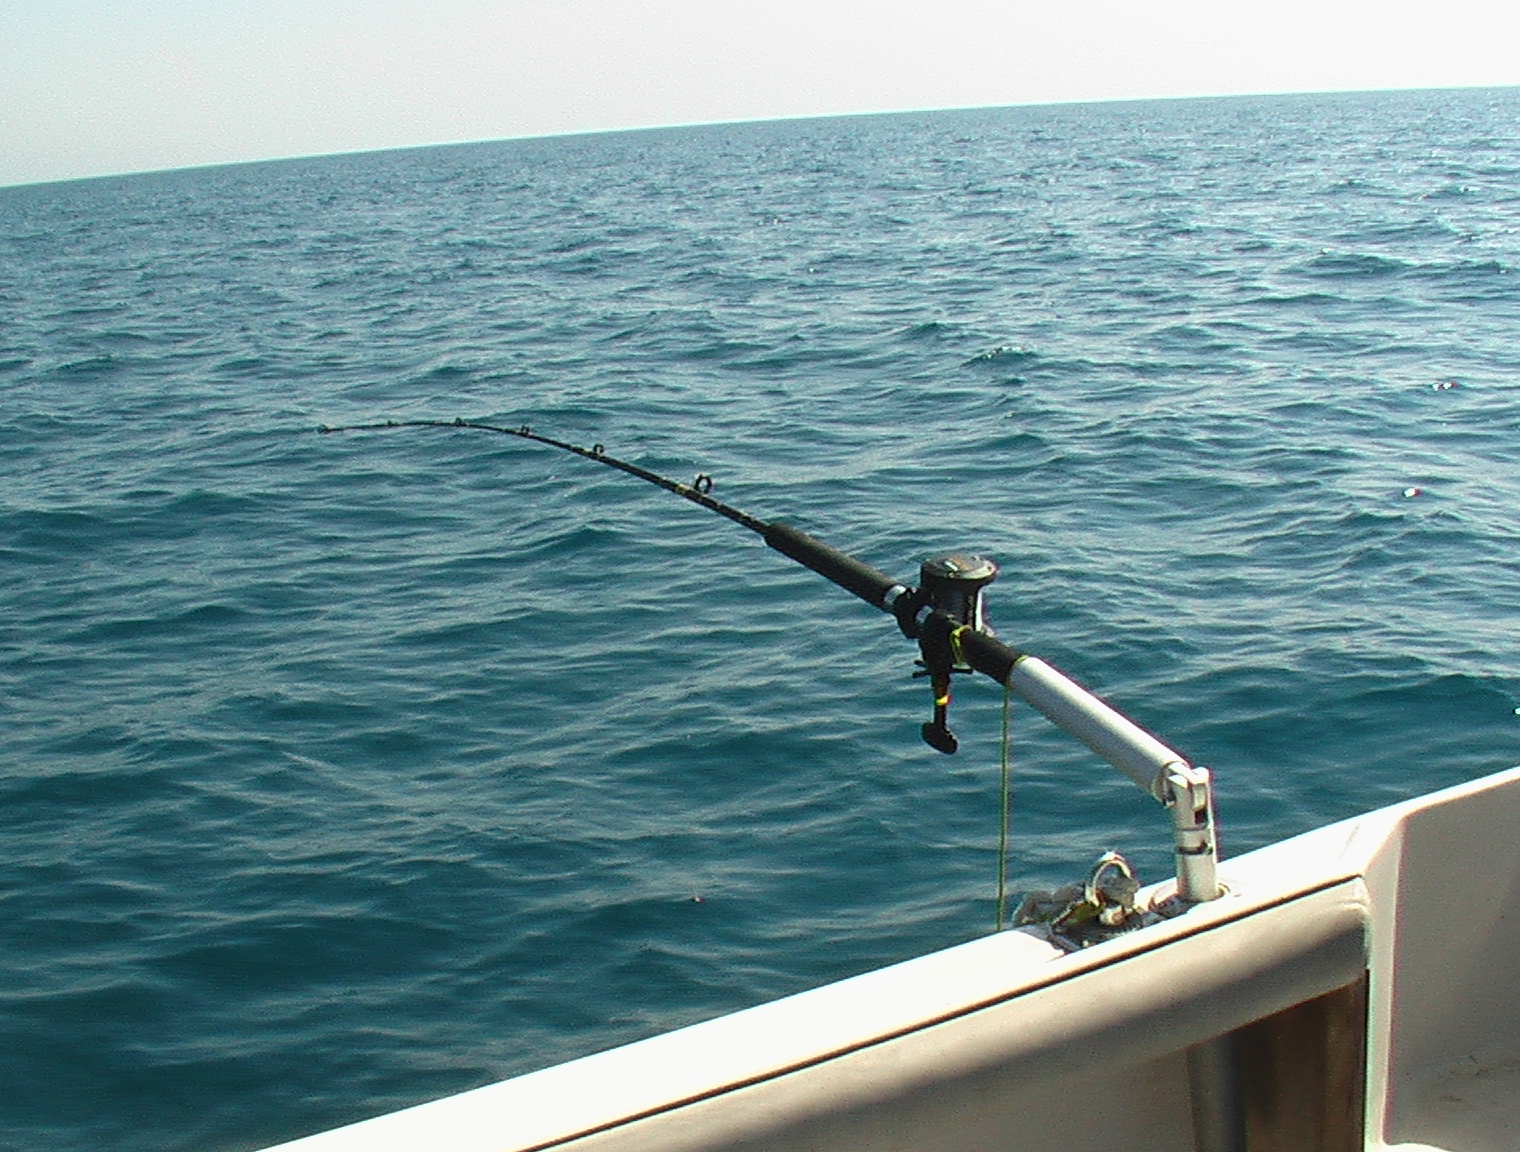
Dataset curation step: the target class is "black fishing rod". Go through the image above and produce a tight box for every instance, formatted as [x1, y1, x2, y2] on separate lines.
[319, 417, 1222, 905]
[319, 418, 1015, 752]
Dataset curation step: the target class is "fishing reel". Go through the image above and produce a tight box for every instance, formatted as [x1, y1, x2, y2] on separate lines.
[897, 553, 1000, 754]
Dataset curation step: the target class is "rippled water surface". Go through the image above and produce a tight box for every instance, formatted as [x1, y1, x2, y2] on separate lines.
[2, 87, 1519, 1150]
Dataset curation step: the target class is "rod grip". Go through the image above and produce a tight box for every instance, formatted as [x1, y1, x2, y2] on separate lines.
[763, 522, 901, 608]
[954, 626, 1023, 685]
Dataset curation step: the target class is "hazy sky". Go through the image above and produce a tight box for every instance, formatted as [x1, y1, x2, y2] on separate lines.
[3, 0, 1518, 188]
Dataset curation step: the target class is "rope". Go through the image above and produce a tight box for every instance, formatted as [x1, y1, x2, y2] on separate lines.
[996, 681, 1013, 931]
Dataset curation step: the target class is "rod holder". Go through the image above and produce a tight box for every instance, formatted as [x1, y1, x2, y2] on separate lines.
[1004, 656, 1185, 800]
[1165, 765, 1220, 905]
[1002, 654, 1222, 904]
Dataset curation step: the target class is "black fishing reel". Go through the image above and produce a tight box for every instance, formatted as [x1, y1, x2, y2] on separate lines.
[900, 553, 999, 753]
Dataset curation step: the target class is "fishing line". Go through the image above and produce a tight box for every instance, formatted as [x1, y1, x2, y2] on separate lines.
[996, 682, 1014, 931]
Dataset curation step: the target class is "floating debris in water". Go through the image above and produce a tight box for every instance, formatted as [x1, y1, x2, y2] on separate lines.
[1403, 487, 1423, 498]
[964, 344, 1036, 366]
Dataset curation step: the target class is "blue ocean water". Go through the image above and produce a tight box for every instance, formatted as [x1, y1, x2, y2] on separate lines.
[1, 86, 1519, 1150]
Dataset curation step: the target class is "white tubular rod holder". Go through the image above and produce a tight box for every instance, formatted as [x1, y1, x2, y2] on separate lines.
[1005, 656, 1221, 903]
[1166, 764, 1220, 905]
[1006, 656, 1184, 798]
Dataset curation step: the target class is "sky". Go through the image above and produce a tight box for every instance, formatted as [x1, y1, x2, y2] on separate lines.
[2, 0, 1518, 188]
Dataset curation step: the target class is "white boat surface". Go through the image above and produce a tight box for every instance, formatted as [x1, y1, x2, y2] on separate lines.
[258, 755, 1520, 1152]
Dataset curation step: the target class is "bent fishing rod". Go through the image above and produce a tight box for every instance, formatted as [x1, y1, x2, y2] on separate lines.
[320, 418, 1220, 904]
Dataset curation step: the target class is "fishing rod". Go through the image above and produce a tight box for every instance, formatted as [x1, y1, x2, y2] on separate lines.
[319, 417, 1221, 906]
[320, 418, 1005, 751]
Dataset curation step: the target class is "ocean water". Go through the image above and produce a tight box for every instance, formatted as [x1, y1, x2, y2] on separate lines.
[2, 86, 1519, 1150]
